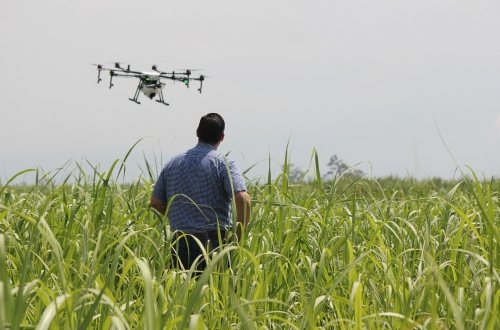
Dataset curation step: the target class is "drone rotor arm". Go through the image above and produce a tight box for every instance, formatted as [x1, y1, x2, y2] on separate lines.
[107, 71, 142, 88]
[96, 63, 142, 75]
[159, 75, 195, 88]
[158, 74, 183, 81]
[112, 72, 142, 78]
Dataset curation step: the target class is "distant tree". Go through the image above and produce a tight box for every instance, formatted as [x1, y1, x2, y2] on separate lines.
[290, 164, 305, 183]
[283, 163, 305, 183]
[325, 155, 364, 179]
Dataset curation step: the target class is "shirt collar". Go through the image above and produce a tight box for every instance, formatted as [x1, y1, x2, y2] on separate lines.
[196, 142, 216, 151]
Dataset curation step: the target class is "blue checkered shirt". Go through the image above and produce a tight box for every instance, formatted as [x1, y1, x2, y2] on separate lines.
[152, 142, 247, 232]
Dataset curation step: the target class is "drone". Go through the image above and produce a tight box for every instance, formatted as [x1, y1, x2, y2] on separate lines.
[94, 62, 205, 106]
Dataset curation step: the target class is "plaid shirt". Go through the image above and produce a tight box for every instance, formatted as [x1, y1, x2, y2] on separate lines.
[152, 142, 247, 232]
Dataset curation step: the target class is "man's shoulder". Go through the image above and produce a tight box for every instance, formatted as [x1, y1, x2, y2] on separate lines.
[162, 144, 237, 171]
[187, 145, 226, 162]
[166, 152, 187, 164]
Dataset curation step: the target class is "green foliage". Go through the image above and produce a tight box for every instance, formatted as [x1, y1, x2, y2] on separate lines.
[325, 155, 365, 179]
[0, 158, 498, 329]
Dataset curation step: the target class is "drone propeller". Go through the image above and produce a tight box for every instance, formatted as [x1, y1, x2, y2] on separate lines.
[101, 61, 124, 70]
[101, 61, 135, 72]
[176, 71, 207, 89]
[191, 74, 207, 81]
[153, 65, 178, 76]
[114, 62, 132, 72]
[90, 64, 104, 83]
[175, 69, 203, 76]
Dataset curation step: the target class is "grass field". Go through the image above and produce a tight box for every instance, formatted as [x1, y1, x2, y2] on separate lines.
[0, 154, 498, 329]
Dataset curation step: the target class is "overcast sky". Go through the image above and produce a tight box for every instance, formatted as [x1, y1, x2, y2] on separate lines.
[1, 0, 500, 183]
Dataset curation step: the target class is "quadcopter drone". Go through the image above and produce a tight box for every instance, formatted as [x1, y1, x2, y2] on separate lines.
[94, 63, 205, 106]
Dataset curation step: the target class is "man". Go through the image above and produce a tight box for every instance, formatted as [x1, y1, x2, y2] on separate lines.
[150, 113, 251, 271]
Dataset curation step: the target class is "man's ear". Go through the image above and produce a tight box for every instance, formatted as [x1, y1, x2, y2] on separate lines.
[219, 133, 225, 142]
[196, 128, 200, 137]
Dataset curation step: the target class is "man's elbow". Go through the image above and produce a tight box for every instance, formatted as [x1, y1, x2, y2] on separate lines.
[235, 191, 251, 219]
[235, 191, 251, 206]
[150, 196, 167, 215]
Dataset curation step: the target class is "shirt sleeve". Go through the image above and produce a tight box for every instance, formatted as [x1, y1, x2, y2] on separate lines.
[222, 159, 247, 196]
[152, 168, 168, 202]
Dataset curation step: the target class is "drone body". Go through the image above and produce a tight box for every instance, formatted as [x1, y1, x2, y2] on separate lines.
[94, 63, 204, 106]
[132, 72, 164, 101]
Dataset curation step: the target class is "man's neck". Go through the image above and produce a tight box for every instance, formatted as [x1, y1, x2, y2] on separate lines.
[198, 140, 219, 150]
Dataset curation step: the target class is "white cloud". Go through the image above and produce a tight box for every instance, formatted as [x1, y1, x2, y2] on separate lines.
[496, 115, 500, 128]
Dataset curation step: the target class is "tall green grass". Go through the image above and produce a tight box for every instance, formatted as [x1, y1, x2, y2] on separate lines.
[0, 152, 498, 329]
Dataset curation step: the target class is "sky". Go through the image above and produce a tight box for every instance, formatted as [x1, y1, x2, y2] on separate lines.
[1, 0, 500, 183]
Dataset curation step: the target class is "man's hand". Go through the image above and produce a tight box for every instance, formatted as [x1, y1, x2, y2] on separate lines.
[234, 191, 251, 239]
[150, 196, 167, 215]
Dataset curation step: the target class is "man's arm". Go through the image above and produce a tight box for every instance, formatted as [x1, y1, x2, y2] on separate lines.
[234, 191, 251, 239]
[150, 196, 167, 215]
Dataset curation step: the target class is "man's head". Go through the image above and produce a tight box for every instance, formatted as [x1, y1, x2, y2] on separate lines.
[197, 113, 225, 145]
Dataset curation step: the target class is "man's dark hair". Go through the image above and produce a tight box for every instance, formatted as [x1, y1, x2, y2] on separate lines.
[197, 113, 225, 144]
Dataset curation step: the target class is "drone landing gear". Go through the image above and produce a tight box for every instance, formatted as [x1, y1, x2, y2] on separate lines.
[129, 81, 143, 104]
[156, 89, 169, 106]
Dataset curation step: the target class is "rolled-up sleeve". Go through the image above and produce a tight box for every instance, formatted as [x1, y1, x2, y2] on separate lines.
[222, 159, 247, 196]
[152, 169, 168, 202]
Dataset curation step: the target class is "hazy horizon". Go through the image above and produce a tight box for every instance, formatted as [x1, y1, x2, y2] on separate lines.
[2, 0, 500, 183]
